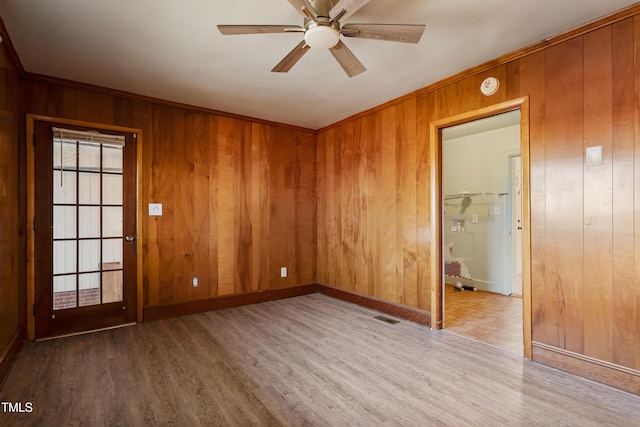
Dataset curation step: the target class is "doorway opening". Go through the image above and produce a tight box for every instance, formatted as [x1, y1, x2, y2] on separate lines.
[429, 97, 531, 359]
[26, 115, 143, 340]
[441, 110, 522, 353]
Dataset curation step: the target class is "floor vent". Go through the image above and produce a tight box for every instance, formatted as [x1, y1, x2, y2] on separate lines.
[374, 315, 400, 324]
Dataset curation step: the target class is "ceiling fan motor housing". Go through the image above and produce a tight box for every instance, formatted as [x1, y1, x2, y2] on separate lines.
[310, 0, 339, 18]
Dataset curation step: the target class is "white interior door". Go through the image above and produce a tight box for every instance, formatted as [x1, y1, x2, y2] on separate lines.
[511, 155, 523, 296]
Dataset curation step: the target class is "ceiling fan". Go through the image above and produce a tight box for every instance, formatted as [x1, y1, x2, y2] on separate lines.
[217, 0, 425, 77]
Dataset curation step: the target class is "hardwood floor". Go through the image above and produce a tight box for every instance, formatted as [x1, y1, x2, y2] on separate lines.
[2, 293, 639, 426]
[444, 284, 523, 354]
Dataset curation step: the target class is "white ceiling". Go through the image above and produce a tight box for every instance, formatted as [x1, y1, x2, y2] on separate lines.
[0, 0, 637, 129]
[443, 110, 520, 141]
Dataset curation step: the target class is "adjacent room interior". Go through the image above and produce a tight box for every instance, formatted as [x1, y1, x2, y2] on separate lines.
[1, 0, 640, 424]
[441, 111, 524, 354]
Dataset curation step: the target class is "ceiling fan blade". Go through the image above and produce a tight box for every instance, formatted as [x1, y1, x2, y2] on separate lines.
[341, 23, 425, 44]
[329, 40, 366, 77]
[272, 40, 311, 73]
[329, 0, 371, 22]
[217, 25, 303, 35]
[286, 0, 318, 20]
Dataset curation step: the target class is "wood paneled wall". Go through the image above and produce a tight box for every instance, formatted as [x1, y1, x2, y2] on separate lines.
[144, 106, 316, 306]
[0, 30, 24, 373]
[5, 4, 640, 392]
[21, 82, 317, 310]
[316, 66, 520, 312]
[317, 101, 429, 309]
[317, 15, 640, 374]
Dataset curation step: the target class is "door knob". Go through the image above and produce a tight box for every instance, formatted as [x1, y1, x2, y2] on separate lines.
[125, 235, 136, 242]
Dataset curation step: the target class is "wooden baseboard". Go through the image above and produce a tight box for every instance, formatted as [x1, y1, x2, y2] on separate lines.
[0, 327, 26, 387]
[143, 284, 432, 328]
[317, 284, 431, 327]
[143, 284, 320, 322]
[532, 341, 640, 395]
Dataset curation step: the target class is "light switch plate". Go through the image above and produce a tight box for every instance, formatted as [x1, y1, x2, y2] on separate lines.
[586, 145, 602, 166]
[149, 203, 163, 216]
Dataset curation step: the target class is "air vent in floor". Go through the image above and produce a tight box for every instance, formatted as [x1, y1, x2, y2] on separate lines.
[374, 315, 400, 324]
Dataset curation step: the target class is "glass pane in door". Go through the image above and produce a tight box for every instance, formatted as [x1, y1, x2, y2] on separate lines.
[52, 132, 125, 310]
[53, 275, 77, 310]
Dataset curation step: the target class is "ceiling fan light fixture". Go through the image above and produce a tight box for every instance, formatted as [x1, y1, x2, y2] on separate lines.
[304, 25, 339, 49]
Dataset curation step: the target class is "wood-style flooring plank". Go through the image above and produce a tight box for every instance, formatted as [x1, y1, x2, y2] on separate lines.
[2, 294, 640, 426]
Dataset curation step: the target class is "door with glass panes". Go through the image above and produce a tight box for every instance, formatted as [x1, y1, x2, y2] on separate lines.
[34, 121, 137, 338]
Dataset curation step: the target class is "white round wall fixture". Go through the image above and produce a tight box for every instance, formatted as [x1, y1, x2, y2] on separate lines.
[480, 77, 500, 96]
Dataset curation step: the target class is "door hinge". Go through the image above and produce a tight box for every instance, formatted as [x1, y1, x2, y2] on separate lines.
[133, 133, 137, 139]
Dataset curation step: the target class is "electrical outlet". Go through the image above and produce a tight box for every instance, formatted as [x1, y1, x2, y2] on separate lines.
[280, 267, 287, 278]
[493, 206, 501, 216]
[192, 277, 198, 287]
[472, 214, 478, 223]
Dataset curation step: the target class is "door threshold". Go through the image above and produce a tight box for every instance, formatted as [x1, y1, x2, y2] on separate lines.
[443, 329, 523, 357]
[35, 322, 137, 341]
